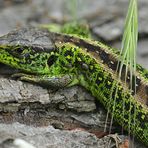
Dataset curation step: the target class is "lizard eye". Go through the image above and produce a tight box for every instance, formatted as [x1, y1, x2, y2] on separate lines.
[9, 46, 24, 58]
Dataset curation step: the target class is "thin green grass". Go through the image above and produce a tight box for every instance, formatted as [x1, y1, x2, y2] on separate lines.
[105, 0, 138, 145]
[65, 0, 77, 22]
[118, 0, 138, 86]
[119, 0, 138, 144]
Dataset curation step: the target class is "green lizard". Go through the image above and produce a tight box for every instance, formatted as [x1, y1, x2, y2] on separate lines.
[0, 23, 148, 146]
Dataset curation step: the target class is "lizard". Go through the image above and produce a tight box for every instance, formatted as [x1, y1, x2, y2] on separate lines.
[0, 23, 148, 146]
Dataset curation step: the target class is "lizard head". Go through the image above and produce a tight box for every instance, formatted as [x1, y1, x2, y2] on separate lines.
[0, 27, 58, 74]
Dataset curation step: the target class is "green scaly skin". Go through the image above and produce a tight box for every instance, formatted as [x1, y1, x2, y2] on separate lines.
[0, 24, 148, 145]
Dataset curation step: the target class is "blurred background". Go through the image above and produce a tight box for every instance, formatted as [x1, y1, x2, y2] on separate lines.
[0, 0, 147, 68]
